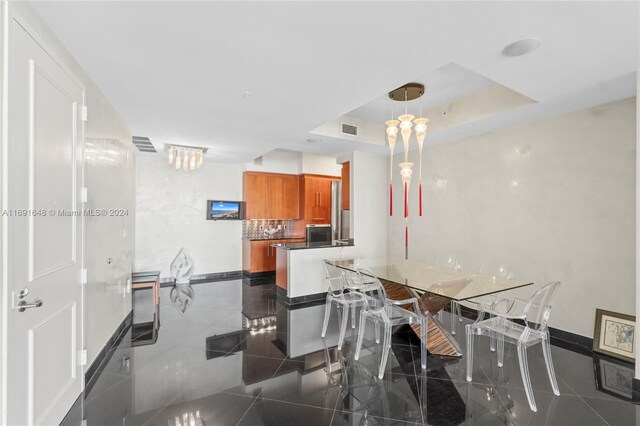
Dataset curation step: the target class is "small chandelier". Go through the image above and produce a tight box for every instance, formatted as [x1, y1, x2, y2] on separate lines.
[386, 83, 429, 259]
[166, 144, 206, 172]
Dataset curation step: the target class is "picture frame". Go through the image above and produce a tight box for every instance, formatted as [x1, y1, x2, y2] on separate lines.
[593, 354, 633, 400]
[593, 308, 636, 363]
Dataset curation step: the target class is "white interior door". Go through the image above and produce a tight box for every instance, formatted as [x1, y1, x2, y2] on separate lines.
[6, 17, 84, 426]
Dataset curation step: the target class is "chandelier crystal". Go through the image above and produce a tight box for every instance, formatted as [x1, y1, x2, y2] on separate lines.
[166, 144, 207, 173]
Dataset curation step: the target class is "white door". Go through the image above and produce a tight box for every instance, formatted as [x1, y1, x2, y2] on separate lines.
[6, 16, 84, 426]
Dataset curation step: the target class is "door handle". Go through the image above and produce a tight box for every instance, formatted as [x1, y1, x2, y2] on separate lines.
[18, 300, 43, 312]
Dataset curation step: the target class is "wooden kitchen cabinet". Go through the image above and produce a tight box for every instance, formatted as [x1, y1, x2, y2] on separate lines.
[243, 173, 267, 219]
[341, 162, 350, 210]
[243, 172, 299, 219]
[300, 174, 335, 224]
[243, 238, 306, 275]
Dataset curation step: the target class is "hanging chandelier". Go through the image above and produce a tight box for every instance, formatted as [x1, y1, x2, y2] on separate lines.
[385, 83, 428, 259]
[166, 144, 206, 172]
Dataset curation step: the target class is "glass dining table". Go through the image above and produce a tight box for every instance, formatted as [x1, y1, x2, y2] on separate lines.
[329, 257, 533, 357]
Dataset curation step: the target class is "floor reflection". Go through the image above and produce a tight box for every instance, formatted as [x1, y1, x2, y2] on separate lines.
[62, 279, 637, 426]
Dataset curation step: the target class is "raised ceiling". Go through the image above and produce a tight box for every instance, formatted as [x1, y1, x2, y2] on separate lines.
[31, 1, 639, 163]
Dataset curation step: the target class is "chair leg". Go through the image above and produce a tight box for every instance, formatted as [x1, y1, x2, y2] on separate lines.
[354, 311, 367, 360]
[420, 316, 427, 370]
[517, 342, 537, 412]
[457, 302, 462, 322]
[378, 324, 392, 379]
[451, 300, 457, 335]
[490, 330, 496, 352]
[321, 297, 331, 338]
[465, 324, 474, 382]
[375, 321, 380, 344]
[542, 337, 560, 396]
[351, 303, 357, 329]
[497, 332, 505, 367]
[337, 304, 349, 350]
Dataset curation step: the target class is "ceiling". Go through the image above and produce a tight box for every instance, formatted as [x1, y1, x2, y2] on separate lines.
[31, 1, 639, 163]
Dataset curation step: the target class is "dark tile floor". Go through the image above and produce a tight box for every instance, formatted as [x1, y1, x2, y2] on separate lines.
[61, 279, 638, 426]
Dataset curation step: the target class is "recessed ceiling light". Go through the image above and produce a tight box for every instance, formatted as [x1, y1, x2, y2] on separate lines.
[502, 38, 541, 57]
[242, 90, 253, 99]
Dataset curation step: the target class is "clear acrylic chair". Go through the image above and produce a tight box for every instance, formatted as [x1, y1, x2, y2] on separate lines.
[466, 281, 561, 412]
[320, 260, 366, 350]
[450, 260, 513, 336]
[354, 268, 427, 379]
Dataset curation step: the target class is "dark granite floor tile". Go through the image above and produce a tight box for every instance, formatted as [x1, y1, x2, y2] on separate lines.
[237, 398, 337, 426]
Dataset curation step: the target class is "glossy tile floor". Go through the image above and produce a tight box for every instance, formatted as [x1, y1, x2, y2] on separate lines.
[62, 279, 638, 425]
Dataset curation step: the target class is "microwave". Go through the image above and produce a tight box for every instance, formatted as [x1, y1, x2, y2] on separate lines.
[306, 224, 332, 244]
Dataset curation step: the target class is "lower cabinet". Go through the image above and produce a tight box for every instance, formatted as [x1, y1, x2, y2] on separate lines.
[242, 238, 305, 274]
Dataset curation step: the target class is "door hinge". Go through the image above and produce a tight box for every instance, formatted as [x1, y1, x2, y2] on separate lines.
[81, 269, 87, 284]
[81, 187, 88, 203]
[81, 106, 88, 122]
[79, 349, 88, 366]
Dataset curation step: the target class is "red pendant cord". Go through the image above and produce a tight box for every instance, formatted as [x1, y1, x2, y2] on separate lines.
[404, 182, 408, 218]
[405, 225, 409, 260]
[419, 182, 423, 217]
[389, 183, 393, 216]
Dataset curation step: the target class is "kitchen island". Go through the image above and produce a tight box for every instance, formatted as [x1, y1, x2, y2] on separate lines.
[273, 239, 355, 304]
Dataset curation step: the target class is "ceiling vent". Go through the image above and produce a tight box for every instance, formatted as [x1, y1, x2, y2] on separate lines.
[132, 136, 157, 153]
[341, 123, 358, 136]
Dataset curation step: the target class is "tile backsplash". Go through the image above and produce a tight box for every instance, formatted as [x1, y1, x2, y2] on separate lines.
[243, 219, 296, 239]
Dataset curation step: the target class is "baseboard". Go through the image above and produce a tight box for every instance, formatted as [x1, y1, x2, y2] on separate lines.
[242, 270, 276, 279]
[276, 286, 326, 309]
[633, 378, 640, 403]
[84, 310, 133, 395]
[159, 270, 243, 287]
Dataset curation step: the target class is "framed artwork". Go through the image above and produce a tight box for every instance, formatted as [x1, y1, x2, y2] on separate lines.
[593, 308, 635, 363]
[593, 355, 633, 400]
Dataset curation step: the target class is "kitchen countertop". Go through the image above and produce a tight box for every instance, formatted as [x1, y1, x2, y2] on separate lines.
[272, 239, 354, 250]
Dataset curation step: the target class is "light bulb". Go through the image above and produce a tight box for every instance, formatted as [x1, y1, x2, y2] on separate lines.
[175, 151, 181, 169]
[168, 146, 174, 164]
[398, 114, 414, 163]
[183, 152, 188, 171]
[413, 117, 428, 148]
[385, 120, 399, 149]
[190, 152, 196, 170]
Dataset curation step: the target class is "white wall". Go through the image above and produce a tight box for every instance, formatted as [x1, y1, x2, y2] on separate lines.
[350, 151, 388, 259]
[388, 98, 636, 338]
[636, 71, 639, 380]
[244, 149, 301, 174]
[135, 156, 243, 277]
[3, 2, 136, 373]
[243, 149, 341, 176]
[301, 152, 342, 176]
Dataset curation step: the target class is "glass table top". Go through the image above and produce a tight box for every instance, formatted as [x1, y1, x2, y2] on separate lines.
[330, 257, 532, 301]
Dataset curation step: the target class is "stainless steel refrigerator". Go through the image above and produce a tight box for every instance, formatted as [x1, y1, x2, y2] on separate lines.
[331, 180, 350, 241]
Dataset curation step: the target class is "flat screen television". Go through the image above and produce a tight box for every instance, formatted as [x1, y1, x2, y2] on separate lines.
[207, 200, 244, 220]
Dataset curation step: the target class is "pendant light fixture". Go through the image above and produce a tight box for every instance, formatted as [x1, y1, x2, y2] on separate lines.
[166, 144, 207, 173]
[386, 82, 428, 259]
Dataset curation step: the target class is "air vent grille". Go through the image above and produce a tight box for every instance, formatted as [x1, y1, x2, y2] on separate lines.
[341, 123, 358, 136]
[132, 136, 157, 153]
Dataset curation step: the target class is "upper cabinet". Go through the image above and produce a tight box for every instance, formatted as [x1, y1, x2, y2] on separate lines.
[299, 174, 334, 224]
[243, 172, 299, 219]
[341, 162, 350, 210]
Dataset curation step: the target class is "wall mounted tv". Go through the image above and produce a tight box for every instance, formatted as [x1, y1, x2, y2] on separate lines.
[207, 200, 245, 220]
